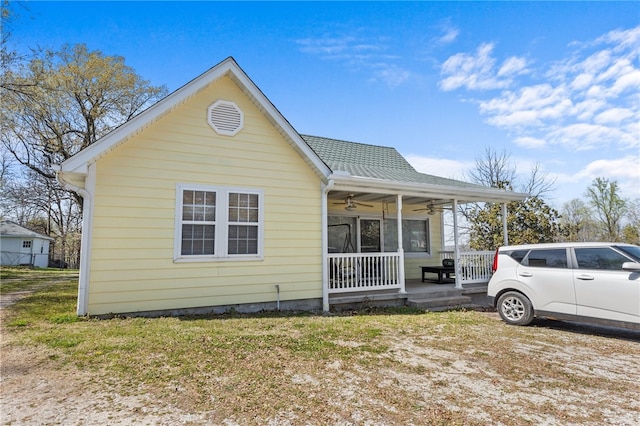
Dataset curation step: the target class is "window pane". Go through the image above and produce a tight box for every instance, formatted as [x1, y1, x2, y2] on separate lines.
[575, 248, 628, 270]
[525, 249, 567, 268]
[360, 219, 381, 252]
[328, 217, 356, 253]
[193, 206, 205, 221]
[181, 224, 215, 255]
[403, 220, 428, 252]
[204, 206, 216, 221]
[229, 193, 239, 208]
[228, 225, 258, 255]
[229, 192, 259, 223]
[194, 191, 205, 205]
[182, 205, 194, 221]
[183, 190, 194, 205]
[182, 190, 216, 222]
[383, 220, 398, 252]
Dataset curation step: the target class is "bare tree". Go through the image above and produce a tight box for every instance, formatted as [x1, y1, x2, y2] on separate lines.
[466, 147, 516, 189]
[559, 198, 597, 242]
[585, 177, 627, 241]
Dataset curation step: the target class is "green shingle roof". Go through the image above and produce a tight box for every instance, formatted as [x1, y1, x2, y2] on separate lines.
[301, 135, 486, 189]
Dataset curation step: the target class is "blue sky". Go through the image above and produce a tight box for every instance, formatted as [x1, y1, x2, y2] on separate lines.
[9, 1, 640, 209]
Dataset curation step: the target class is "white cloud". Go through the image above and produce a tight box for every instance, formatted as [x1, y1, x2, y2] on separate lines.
[498, 56, 528, 77]
[576, 156, 640, 181]
[594, 107, 635, 124]
[296, 34, 412, 88]
[443, 25, 640, 156]
[437, 26, 459, 45]
[565, 156, 640, 200]
[439, 43, 529, 91]
[370, 63, 412, 87]
[547, 123, 628, 151]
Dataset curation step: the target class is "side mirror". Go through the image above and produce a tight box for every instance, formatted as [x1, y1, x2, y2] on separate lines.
[622, 262, 640, 272]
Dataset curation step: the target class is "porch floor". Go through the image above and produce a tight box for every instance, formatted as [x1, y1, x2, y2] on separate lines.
[329, 278, 491, 311]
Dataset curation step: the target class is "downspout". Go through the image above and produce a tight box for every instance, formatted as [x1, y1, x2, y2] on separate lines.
[396, 194, 406, 294]
[321, 179, 335, 312]
[452, 199, 462, 289]
[53, 163, 95, 316]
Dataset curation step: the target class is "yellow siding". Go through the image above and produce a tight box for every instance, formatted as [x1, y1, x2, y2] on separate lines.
[88, 76, 322, 315]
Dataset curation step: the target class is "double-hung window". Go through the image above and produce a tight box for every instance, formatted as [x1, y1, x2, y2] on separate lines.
[175, 184, 263, 261]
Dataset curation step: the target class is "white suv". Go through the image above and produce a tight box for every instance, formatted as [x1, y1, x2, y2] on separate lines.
[487, 242, 640, 330]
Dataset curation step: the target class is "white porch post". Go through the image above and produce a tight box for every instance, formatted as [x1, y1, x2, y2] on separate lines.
[452, 198, 463, 289]
[502, 202, 509, 246]
[321, 180, 334, 312]
[397, 194, 406, 294]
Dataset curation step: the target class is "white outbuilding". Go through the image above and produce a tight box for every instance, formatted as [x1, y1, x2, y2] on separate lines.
[0, 221, 53, 268]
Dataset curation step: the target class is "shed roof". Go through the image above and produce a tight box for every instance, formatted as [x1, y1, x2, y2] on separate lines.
[0, 221, 53, 240]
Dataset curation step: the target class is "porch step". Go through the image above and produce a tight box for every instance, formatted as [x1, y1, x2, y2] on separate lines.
[406, 295, 474, 311]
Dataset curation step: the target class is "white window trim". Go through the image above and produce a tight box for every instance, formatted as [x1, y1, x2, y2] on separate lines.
[174, 184, 264, 262]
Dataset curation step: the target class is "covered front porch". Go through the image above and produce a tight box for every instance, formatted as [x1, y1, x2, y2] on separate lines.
[304, 134, 528, 312]
[321, 185, 525, 312]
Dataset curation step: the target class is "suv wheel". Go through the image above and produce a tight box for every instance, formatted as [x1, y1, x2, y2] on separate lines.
[497, 291, 534, 326]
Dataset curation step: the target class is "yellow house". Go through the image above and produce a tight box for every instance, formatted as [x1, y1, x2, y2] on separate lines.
[55, 57, 526, 317]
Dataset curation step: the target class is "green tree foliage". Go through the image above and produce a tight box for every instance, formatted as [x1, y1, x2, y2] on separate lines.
[468, 182, 563, 250]
[585, 177, 627, 241]
[1, 42, 167, 266]
[1, 43, 167, 183]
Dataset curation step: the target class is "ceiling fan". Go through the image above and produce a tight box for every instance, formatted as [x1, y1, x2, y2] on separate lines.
[413, 202, 447, 215]
[333, 194, 373, 211]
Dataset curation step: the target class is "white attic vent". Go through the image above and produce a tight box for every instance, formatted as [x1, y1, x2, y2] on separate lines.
[207, 100, 243, 136]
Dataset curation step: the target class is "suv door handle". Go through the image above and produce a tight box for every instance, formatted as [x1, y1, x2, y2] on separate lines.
[576, 274, 594, 281]
[518, 272, 533, 277]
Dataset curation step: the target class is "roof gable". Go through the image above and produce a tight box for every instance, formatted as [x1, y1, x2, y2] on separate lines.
[0, 221, 53, 240]
[57, 57, 331, 180]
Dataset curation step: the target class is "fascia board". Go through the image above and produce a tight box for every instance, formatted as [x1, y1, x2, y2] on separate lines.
[59, 57, 331, 181]
[330, 175, 529, 203]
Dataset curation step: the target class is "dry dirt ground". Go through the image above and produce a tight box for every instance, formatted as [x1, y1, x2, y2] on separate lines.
[2, 288, 640, 425]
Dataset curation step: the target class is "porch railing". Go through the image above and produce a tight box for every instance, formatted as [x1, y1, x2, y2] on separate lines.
[440, 250, 495, 284]
[328, 252, 401, 293]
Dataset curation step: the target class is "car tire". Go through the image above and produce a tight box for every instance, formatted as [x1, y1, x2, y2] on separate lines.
[497, 291, 534, 326]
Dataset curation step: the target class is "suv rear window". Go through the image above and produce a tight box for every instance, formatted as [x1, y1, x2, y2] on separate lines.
[523, 249, 567, 268]
[507, 250, 530, 263]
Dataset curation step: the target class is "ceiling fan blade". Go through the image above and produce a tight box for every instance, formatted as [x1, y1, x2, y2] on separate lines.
[354, 201, 373, 208]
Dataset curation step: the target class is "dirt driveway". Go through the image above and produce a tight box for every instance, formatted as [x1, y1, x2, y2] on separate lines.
[2, 288, 640, 425]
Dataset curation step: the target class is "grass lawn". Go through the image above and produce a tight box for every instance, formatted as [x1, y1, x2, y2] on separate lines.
[2, 267, 639, 425]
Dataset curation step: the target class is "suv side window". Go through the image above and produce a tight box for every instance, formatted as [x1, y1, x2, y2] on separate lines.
[575, 247, 629, 270]
[524, 249, 567, 268]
